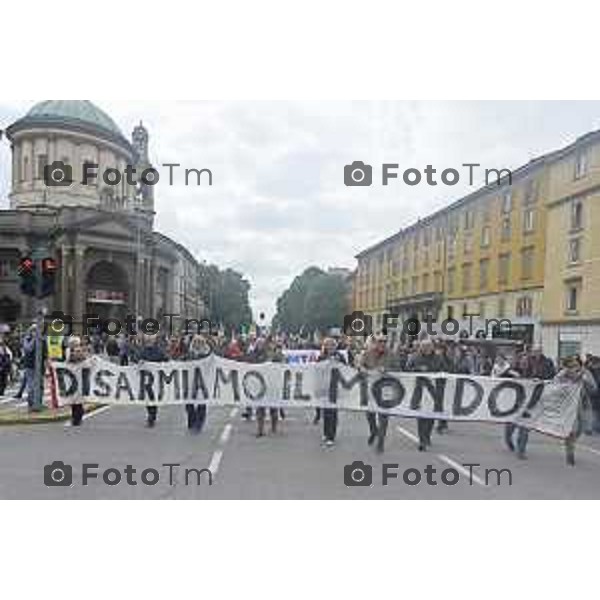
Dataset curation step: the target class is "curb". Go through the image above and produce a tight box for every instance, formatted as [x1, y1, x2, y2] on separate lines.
[0, 404, 104, 426]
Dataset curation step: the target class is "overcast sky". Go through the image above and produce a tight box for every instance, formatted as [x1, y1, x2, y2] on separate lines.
[2, 100, 600, 320]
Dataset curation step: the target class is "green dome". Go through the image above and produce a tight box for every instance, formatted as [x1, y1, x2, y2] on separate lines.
[26, 100, 123, 136]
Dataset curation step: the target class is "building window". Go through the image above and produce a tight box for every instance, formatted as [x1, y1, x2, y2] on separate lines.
[402, 279, 408, 297]
[36, 154, 48, 180]
[571, 200, 584, 231]
[516, 296, 533, 317]
[481, 226, 490, 248]
[447, 268, 455, 294]
[574, 149, 589, 180]
[434, 271, 442, 292]
[568, 238, 581, 264]
[482, 204, 491, 223]
[566, 281, 581, 312]
[501, 217, 512, 241]
[22, 156, 29, 181]
[521, 247, 534, 280]
[448, 238, 457, 261]
[411, 276, 418, 295]
[498, 298, 506, 318]
[0, 260, 15, 279]
[479, 302, 486, 319]
[464, 236, 473, 255]
[464, 209, 475, 230]
[423, 249, 429, 267]
[499, 253, 511, 285]
[422, 273, 430, 292]
[523, 208, 535, 233]
[502, 190, 512, 213]
[479, 259, 489, 290]
[462, 263, 472, 293]
[423, 228, 430, 246]
[523, 179, 537, 205]
[447, 305, 454, 320]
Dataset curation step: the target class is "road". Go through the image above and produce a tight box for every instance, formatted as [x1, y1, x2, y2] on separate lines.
[1, 398, 600, 499]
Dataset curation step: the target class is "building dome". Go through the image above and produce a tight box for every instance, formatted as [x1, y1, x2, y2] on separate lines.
[6, 100, 132, 154]
[26, 100, 123, 137]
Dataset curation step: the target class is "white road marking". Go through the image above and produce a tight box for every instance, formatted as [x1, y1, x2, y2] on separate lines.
[396, 425, 419, 443]
[579, 444, 600, 457]
[64, 405, 111, 428]
[220, 423, 233, 445]
[396, 425, 487, 487]
[208, 450, 223, 475]
[437, 454, 487, 487]
[229, 408, 239, 418]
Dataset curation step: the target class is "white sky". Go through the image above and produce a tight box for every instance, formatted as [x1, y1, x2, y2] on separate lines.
[2, 100, 600, 320]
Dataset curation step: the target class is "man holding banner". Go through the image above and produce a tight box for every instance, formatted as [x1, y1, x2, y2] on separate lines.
[358, 334, 392, 454]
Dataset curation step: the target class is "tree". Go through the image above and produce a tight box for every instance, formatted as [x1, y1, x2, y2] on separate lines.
[199, 263, 253, 330]
[273, 267, 350, 334]
[303, 273, 349, 334]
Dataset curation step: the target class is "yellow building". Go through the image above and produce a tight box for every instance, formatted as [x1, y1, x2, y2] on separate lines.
[352, 130, 600, 356]
[541, 130, 600, 358]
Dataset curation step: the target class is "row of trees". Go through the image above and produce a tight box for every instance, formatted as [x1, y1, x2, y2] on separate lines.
[198, 263, 253, 331]
[273, 267, 350, 335]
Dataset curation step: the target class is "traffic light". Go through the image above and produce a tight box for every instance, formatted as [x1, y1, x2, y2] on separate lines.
[18, 257, 36, 297]
[40, 257, 58, 298]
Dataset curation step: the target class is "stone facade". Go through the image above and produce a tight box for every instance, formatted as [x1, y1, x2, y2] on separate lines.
[0, 100, 205, 329]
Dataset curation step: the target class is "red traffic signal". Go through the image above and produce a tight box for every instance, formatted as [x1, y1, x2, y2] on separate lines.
[41, 257, 58, 274]
[18, 257, 35, 276]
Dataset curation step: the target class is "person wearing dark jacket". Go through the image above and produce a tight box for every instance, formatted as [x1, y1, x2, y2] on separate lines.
[585, 355, 600, 434]
[434, 344, 453, 434]
[406, 340, 443, 451]
[495, 356, 528, 459]
[358, 335, 391, 453]
[137, 334, 169, 427]
[318, 338, 348, 448]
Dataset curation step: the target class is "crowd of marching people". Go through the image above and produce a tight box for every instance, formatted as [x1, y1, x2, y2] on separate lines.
[1, 325, 600, 466]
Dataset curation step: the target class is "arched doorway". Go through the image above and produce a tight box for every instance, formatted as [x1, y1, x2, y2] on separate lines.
[85, 261, 130, 322]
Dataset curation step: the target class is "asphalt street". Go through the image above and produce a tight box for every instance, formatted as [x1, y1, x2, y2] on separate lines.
[1, 395, 600, 499]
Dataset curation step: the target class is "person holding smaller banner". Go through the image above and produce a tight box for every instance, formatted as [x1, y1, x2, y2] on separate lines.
[554, 355, 598, 466]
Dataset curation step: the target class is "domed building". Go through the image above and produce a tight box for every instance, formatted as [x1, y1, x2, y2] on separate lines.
[0, 100, 205, 328]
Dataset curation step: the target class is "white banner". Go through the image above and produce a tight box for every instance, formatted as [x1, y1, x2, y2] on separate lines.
[53, 355, 581, 438]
